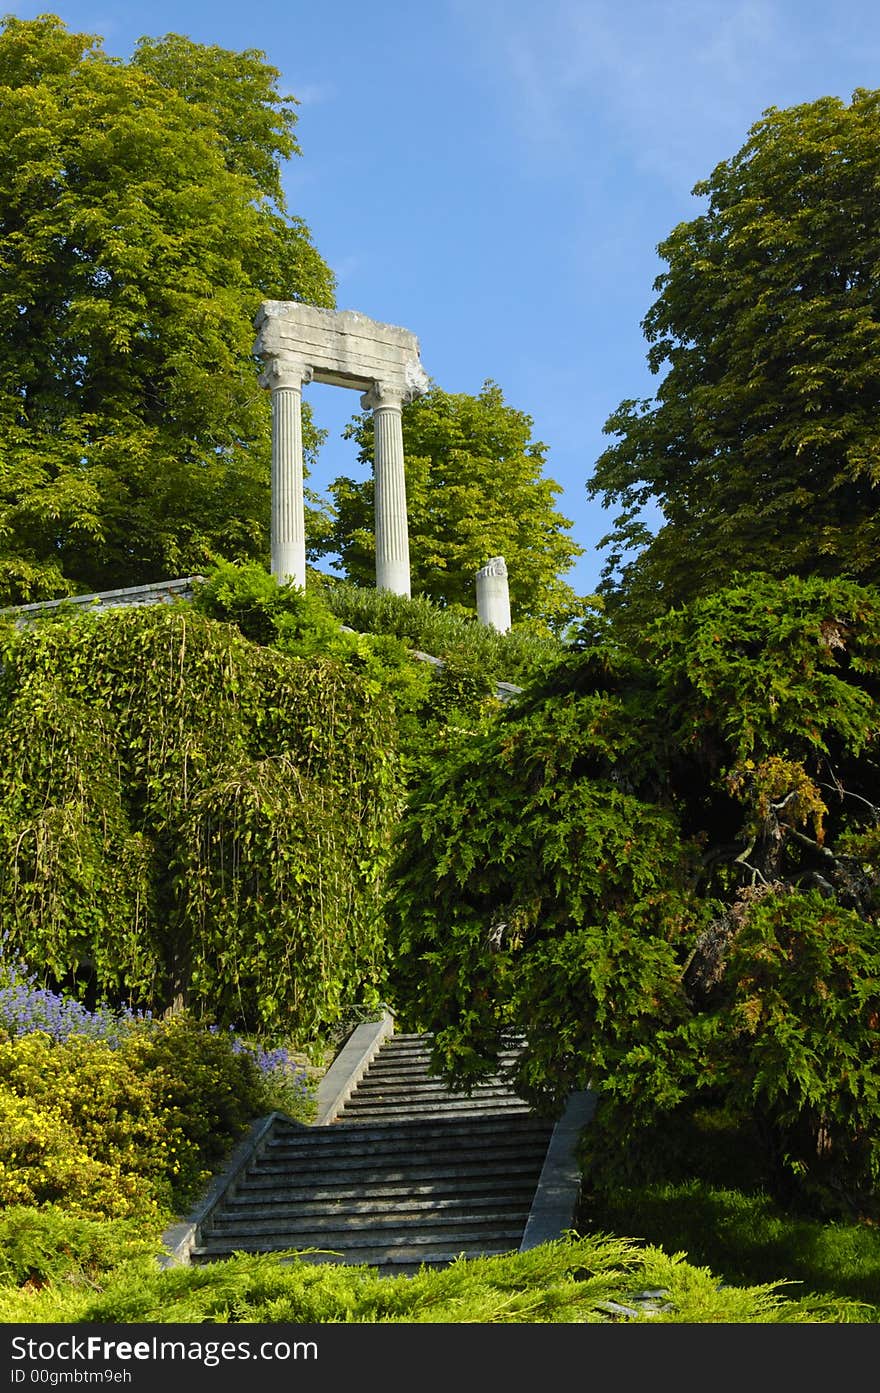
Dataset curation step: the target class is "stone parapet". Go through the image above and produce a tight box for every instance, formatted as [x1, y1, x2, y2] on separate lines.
[1, 576, 204, 621]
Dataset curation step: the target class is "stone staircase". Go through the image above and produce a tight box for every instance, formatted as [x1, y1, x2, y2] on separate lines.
[184, 1027, 565, 1276]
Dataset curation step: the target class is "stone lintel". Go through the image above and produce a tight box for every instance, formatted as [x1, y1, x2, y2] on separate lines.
[254, 301, 430, 402]
[312, 368, 374, 391]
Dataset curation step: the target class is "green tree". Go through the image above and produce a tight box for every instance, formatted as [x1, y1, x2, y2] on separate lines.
[316, 381, 585, 633]
[385, 572, 880, 1212]
[0, 14, 334, 604]
[589, 89, 880, 625]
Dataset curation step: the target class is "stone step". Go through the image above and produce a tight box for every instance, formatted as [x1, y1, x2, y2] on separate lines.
[335, 1099, 534, 1121]
[213, 1192, 535, 1224]
[341, 1078, 522, 1099]
[274, 1109, 549, 1136]
[353, 1075, 520, 1096]
[222, 1196, 535, 1220]
[263, 1122, 538, 1148]
[364, 1047, 523, 1064]
[339, 1081, 529, 1101]
[337, 1099, 529, 1119]
[196, 1220, 528, 1254]
[356, 1058, 523, 1080]
[252, 1147, 549, 1179]
[208, 1203, 533, 1239]
[359, 1057, 521, 1079]
[247, 1163, 547, 1194]
[384, 1032, 525, 1047]
[348, 1061, 520, 1081]
[363, 1047, 521, 1068]
[191, 1237, 522, 1269]
[233, 1169, 545, 1200]
[266, 1117, 551, 1152]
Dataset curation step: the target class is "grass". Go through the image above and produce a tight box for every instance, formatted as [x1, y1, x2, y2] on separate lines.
[581, 1183, 880, 1311]
[578, 1108, 880, 1317]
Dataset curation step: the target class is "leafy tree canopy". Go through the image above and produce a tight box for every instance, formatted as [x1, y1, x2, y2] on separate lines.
[385, 572, 880, 1214]
[0, 13, 334, 604]
[315, 381, 586, 634]
[589, 89, 880, 626]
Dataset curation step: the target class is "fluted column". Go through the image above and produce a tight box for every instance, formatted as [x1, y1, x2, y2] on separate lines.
[476, 556, 512, 632]
[259, 357, 309, 588]
[362, 382, 411, 596]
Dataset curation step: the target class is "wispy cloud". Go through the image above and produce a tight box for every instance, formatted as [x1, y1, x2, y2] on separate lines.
[287, 79, 337, 106]
[331, 253, 361, 283]
[452, 0, 870, 191]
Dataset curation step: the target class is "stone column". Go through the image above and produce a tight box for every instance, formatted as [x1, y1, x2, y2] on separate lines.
[259, 357, 310, 589]
[476, 556, 512, 633]
[362, 382, 411, 597]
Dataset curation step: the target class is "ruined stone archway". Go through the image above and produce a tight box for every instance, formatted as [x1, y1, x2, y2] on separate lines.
[253, 302, 430, 595]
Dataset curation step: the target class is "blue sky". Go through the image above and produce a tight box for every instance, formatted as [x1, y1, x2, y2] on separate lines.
[10, 0, 880, 596]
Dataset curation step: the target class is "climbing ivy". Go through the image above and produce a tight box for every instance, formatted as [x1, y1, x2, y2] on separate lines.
[0, 604, 398, 1037]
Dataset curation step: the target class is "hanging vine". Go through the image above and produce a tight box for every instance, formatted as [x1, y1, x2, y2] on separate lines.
[0, 605, 399, 1036]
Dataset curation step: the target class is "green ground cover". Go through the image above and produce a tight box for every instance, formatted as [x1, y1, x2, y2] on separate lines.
[579, 1107, 880, 1315]
[0, 1221, 872, 1324]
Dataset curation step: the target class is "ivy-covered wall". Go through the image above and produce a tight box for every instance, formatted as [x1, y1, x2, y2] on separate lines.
[0, 604, 399, 1037]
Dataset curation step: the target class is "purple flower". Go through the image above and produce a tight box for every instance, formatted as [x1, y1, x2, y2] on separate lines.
[0, 940, 309, 1095]
[0, 942, 146, 1046]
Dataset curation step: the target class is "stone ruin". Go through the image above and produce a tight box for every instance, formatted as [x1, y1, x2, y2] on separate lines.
[254, 302, 511, 629]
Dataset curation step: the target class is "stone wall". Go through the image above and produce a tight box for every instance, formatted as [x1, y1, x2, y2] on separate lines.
[1, 577, 204, 622]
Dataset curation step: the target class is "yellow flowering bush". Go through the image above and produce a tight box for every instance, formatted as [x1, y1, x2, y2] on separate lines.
[0, 1014, 275, 1223]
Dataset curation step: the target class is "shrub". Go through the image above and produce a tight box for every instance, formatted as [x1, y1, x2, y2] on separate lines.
[191, 561, 352, 657]
[385, 574, 880, 1214]
[0, 1206, 159, 1289]
[123, 1011, 303, 1193]
[0, 1234, 870, 1323]
[191, 561, 538, 778]
[0, 1031, 183, 1220]
[0, 943, 313, 1121]
[313, 577, 561, 686]
[0, 983, 312, 1224]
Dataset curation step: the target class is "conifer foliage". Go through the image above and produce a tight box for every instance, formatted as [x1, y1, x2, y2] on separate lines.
[386, 573, 880, 1213]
